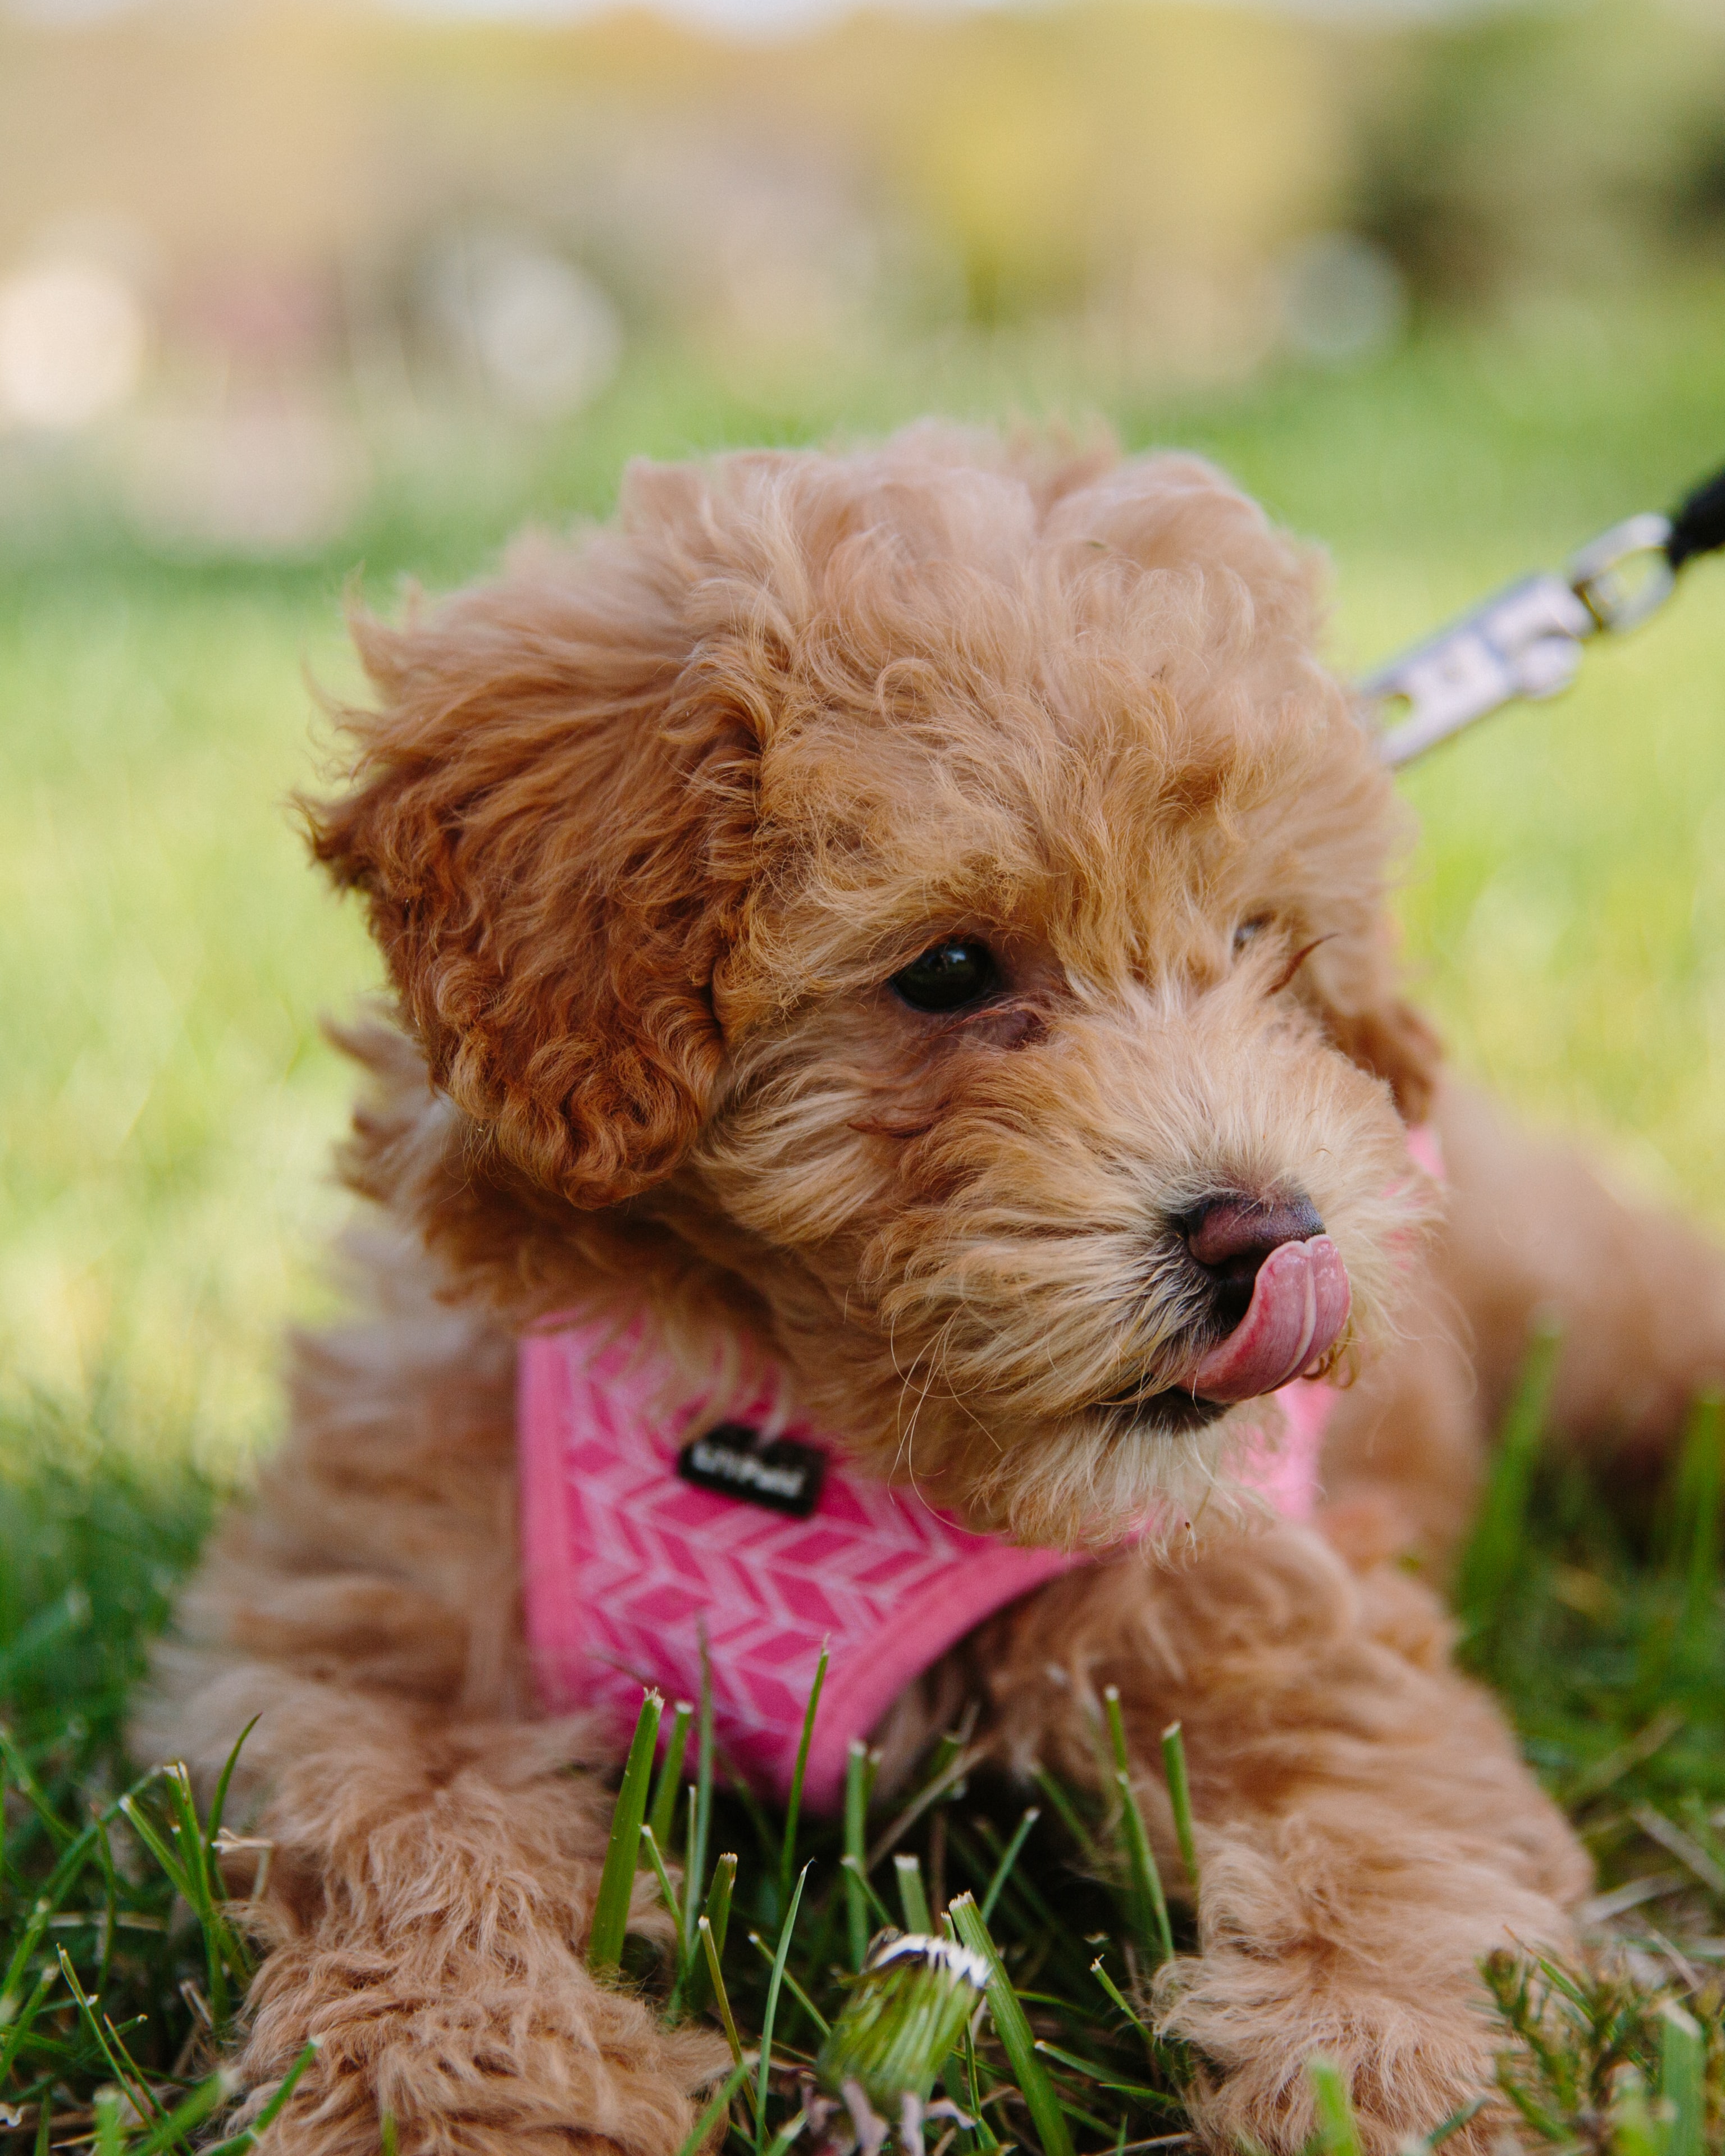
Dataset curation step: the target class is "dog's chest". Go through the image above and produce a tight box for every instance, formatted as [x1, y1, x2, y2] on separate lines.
[516, 1313, 1332, 1811]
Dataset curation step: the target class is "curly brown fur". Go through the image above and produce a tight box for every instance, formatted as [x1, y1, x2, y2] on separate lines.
[139, 424, 1725, 2156]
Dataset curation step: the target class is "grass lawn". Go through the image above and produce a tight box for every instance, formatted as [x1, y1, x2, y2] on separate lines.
[4, 277, 1725, 2151]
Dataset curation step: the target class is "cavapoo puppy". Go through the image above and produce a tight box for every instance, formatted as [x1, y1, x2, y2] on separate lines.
[142, 426, 1725, 2156]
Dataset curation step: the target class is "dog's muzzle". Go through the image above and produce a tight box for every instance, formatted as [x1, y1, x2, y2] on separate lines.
[1099, 1191, 1352, 1426]
[1177, 1189, 1350, 1401]
[1181, 1231, 1350, 1400]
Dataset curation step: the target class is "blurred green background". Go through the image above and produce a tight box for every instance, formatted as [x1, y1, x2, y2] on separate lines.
[1, 0, 1723, 1466]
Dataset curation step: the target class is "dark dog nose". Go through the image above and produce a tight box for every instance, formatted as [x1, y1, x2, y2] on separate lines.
[1181, 1189, 1325, 1328]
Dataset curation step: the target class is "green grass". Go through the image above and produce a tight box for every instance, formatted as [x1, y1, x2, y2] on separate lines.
[4, 278, 1725, 2149]
[5, 1373, 1725, 2154]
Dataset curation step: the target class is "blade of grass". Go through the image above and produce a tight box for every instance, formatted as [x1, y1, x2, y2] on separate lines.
[948, 1893, 1075, 2156]
[682, 1850, 737, 2015]
[2, 1759, 174, 2009]
[89, 1809, 121, 2003]
[162, 1761, 248, 2029]
[841, 1853, 895, 1934]
[1609, 2066, 1661, 2156]
[1630, 1803, 1725, 1897]
[699, 1914, 755, 2108]
[206, 1718, 260, 1851]
[980, 1809, 1039, 1925]
[1306, 2058, 1363, 2156]
[1103, 1691, 1172, 1967]
[587, 1689, 663, 1977]
[0, 1730, 75, 1852]
[1158, 1727, 1198, 1900]
[705, 1849, 737, 1961]
[1527, 1952, 1594, 2020]
[1031, 1769, 1101, 1868]
[131, 2069, 236, 2156]
[952, 1821, 1083, 1986]
[866, 1747, 973, 1872]
[686, 1637, 715, 1970]
[1090, 1958, 1158, 2060]
[1032, 2040, 1110, 2079]
[1026, 2035, 1156, 2087]
[167, 1757, 225, 1915]
[1454, 1313, 1562, 1644]
[925, 1725, 971, 1788]
[116, 1793, 194, 1904]
[203, 2038, 322, 2156]
[0, 1965, 61, 2086]
[94, 2085, 122, 2156]
[639, 1823, 684, 1942]
[3, 1898, 60, 2018]
[667, 1789, 705, 2016]
[647, 1701, 693, 1860]
[3, 1764, 170, 2005]
[960, 2019, 1002, 2152]
[1028, 2041, 1179, 2109]
[1049, 2093, 1120, 2137]
[55, 1948, 164, 2124]
[1422, 2096, 1489, 2152]
[892, 1848, 967, 2124]
[1014, 1986, 1112, 2016]
[1559, 1705, 1683, 1807]
[779, 1644, 828, 1922]
[845, 1741, 871, 1971]
[747, 1931, 832, 2039]
[717, 1742, 780, 1873]
[896, 1851, 933, 1933]
[756, 1862, 813, 2155]
[763, 2108, 807, 2156]
[1674, 1393, 1724, 1637]
[676, 2061, 752, 2156]
[1659, 2000, 1705, 2156]
[0, 1587, 90, 1694]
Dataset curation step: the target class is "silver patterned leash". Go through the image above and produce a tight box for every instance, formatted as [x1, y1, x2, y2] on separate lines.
[1367, 460, 1725, 769]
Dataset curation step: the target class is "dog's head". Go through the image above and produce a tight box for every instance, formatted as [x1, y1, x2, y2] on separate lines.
[312, 426, 1439, 1541]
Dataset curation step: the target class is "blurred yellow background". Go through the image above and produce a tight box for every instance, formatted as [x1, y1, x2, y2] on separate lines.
[1, 0, 1723, 1460]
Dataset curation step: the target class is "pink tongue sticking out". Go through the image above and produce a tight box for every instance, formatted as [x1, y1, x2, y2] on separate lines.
[1185, 1236, 1352, 1404]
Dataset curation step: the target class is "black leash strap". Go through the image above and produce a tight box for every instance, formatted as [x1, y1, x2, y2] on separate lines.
[1667, 461, 1725, 573]
[1368, 456, 1725, 768]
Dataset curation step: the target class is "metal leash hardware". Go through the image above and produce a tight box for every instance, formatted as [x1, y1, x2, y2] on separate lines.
[1367, 458, 1725, 770]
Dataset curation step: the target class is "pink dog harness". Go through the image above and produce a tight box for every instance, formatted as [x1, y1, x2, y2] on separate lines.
[518, 1322, 1332, 1811]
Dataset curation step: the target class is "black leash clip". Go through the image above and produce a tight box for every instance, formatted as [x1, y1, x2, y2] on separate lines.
[1368, 459, 1725, 769]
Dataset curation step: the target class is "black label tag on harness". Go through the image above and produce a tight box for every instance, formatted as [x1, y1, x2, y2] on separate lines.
[676, 1424, 827, 1518]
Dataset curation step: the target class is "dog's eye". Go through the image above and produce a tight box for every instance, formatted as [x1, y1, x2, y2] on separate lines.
[1233, 915, 1272, 956]
[889, 940, 999, 1013]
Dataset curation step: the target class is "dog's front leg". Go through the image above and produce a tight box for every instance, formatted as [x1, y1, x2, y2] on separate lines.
[166, 1678, 723, 2156]
[983, 1529, 1590, 2156]
[135, 1300, 725, 2156]
[250, 1711, 726, 2156]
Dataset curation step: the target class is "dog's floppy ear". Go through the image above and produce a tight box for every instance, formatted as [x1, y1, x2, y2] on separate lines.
[305, 521, 759, 1209]
[1320, 993, 1442, 1129]
[1297, 924, 1443, 1130]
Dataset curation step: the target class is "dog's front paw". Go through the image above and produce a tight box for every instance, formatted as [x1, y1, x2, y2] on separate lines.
[238, 1953, 731, 2156]
[1166, 1972, 1503, 2156]
[1153, 1874, 1554, 2151]
[1146, 1755, 1581, 2155]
